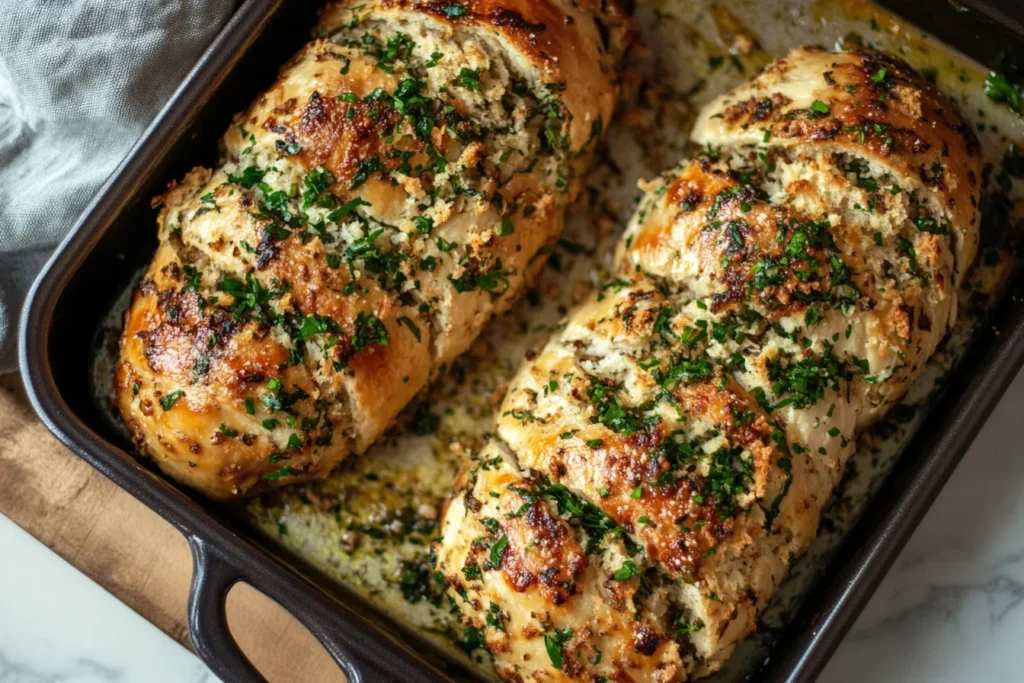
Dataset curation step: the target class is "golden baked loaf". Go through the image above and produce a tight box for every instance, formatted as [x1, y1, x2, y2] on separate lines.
[434, 47, 981, 681]
[116, 0, 632, 499]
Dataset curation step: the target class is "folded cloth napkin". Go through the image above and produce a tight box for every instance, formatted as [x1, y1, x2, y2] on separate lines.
[0, 0, 236, 373]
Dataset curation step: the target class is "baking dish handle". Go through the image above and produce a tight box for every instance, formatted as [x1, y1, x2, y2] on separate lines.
[187, 535, 266, 682]
[187, 535, 384, 683]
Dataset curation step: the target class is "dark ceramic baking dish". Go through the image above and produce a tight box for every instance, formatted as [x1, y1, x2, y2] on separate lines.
[18, 0, 1024, 681]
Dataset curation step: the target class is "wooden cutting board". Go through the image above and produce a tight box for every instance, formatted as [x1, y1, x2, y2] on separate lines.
[0, 373, 344, 683]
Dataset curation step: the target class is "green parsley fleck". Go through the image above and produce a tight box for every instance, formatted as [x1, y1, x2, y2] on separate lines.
[809, 100, 831, 116]
[612, 560, 639, 581]
[262, 466, 291, 481]
[159, 391, 184, 411]
[490, 535, 508, 568]
[458, 67, 482, 91]
[985, 72, 1021, 112]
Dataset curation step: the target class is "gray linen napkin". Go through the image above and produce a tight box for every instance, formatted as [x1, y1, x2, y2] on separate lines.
[0, 0, 236, 372]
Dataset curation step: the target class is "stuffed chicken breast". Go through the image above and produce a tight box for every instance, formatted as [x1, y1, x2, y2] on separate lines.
[435, 46, 981, 681]
[116, 0, 632, 499]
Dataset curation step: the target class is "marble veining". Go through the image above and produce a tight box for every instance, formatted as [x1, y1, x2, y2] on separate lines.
[821, 368, 1024, 682]
[0, 514, 215, 683]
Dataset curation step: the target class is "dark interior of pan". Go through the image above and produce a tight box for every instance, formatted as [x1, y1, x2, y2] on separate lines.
[18, 1, 1024, 682]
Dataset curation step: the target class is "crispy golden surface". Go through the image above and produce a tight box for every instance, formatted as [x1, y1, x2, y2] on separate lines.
[693, 46, 982, 283]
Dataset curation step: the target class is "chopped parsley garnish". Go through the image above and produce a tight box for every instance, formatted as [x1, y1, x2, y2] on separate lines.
[508, 483, 618, 554]
[227, 166, 268, 189]
[703, 446, 753, 516]
[219, 272, 288, 325]
[914, 215, 944, 233]
[159, 391, 184, 411]
[677, 618, 705, 634]
[373, 32, 415, 73]
[262, 466, 291, 481]
[544, 627, 572, 669]
[327, 197, 370, 222]
[349, 155, 383, 189]
[449, 266, 510, 293]
[181, 264, 201, 293]
[301, 168, 336, 210]
[898, 237, 929, 284]
[588, 379, 640, 435]
[457, 626, 485, 654]
[809, 99, 831, 117]
[612, 560, 639, 580]
[412, 215, 434, 234]
[351, 311, 390, 352]
[344, 228, 407, 291]
[398, 559, 445, 606]
[412, 406, 440, 435]
[662, 356, 714, 386]
[597, 278, 632, 301]
[297, 313, 341, 340]
[766, 347, 853, 411]
[856, 175, 879, 192]
[458, 68, 482, 91]
[490, 535, 508, 568]
[985, 72, 1021, 113]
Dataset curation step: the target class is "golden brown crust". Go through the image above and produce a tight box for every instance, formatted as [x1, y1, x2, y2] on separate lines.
[117, 242, 345, 496]
[319, 0, 632, 151]
[692, 47, 982, 283]
[616, 150, 954, 427]
[435, 451, 687, 682]
[630, 159, 869, 319]
[494, 283, 785, 581]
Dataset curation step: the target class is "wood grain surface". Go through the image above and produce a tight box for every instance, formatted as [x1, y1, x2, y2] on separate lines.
[0, 374, 344, 683]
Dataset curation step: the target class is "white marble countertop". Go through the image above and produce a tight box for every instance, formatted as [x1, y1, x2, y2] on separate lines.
[2, 367, 1023, 682]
